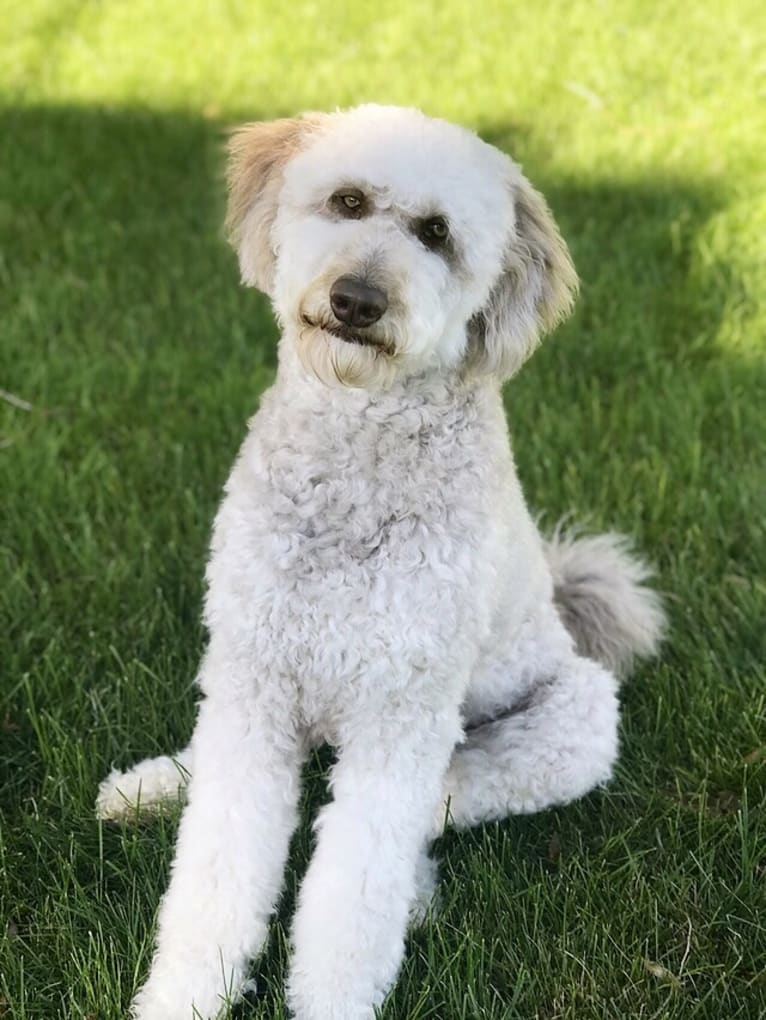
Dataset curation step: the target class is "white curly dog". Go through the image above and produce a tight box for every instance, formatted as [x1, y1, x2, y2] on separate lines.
[97, 105, 665, 1020]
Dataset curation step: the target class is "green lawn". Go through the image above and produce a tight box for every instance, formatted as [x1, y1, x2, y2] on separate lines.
[1, 2, 765, 1017]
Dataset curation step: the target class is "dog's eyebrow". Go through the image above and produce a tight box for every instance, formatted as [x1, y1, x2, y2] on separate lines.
[337, 179, 389, 198]
[312, 181, 384, 219]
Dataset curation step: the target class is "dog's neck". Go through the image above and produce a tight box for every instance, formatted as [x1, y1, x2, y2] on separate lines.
[272, 338, 498, 430]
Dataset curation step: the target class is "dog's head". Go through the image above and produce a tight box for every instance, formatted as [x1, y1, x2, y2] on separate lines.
[226, 105, 577, 388]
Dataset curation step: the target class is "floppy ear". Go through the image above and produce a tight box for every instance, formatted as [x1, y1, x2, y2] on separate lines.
[225, 115, 325, 294]
[468, 177, 578, 379]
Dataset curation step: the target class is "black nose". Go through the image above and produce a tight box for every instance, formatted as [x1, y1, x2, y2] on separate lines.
[329, 276, 388, 328]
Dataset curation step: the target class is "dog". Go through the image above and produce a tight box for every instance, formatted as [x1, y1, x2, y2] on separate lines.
[96, 105, 665, 1020]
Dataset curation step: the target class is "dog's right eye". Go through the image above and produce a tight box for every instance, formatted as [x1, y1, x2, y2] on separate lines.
[331, 191, 365, 218]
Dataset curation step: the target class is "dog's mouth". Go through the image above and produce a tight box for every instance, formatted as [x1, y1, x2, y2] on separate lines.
[301, 314, 391, 353]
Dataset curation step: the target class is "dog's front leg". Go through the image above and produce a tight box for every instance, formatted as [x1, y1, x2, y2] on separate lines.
[287, 701, 462, 1020]
[131, 686, 304, 1020]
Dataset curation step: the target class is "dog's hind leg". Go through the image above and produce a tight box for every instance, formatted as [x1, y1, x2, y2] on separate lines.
[96, 746, 193, 821]
[435, 610, 620, 832]
[408, 847, 439, 926]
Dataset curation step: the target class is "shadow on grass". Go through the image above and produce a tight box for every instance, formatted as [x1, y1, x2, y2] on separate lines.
[0, 104, 743, 373]
[1, 104, 763, 1019]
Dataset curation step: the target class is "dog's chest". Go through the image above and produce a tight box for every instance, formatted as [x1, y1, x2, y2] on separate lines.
[204, 384, 511, 710]
[247, 421, 487, 613]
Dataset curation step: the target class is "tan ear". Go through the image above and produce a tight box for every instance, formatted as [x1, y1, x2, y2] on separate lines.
[468, 178, 578, 379]
[225, 115, 325, 293]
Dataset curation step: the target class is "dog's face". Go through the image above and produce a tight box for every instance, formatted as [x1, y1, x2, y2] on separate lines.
[227, 106, 577, 388]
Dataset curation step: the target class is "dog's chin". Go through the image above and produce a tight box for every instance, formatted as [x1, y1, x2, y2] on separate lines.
[297, 317, 398, 390]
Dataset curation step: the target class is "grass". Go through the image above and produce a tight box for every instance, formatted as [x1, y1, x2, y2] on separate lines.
[1, 1, 764, 1017]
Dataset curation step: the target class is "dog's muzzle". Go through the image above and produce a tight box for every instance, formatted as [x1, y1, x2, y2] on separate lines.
[300, 275, 394, 355]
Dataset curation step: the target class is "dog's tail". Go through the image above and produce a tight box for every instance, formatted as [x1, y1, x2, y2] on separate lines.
[544, 528, 666, 676]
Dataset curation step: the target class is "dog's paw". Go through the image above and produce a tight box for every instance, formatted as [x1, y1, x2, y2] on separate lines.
[95, 768, 148, 821]
[430, 789, 456, 839]
[409, 852, 440, 927]
[95, 754, 190, 822]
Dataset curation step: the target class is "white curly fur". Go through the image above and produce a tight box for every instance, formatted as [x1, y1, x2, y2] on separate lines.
[96, 105, 665, 1020]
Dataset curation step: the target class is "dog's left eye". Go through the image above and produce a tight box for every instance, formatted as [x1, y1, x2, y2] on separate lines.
[418, 217, 450, 248]
[331, 191, 365, 217]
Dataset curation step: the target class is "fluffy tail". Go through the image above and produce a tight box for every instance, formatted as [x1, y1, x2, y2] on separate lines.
[545, 529, 666, 676]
